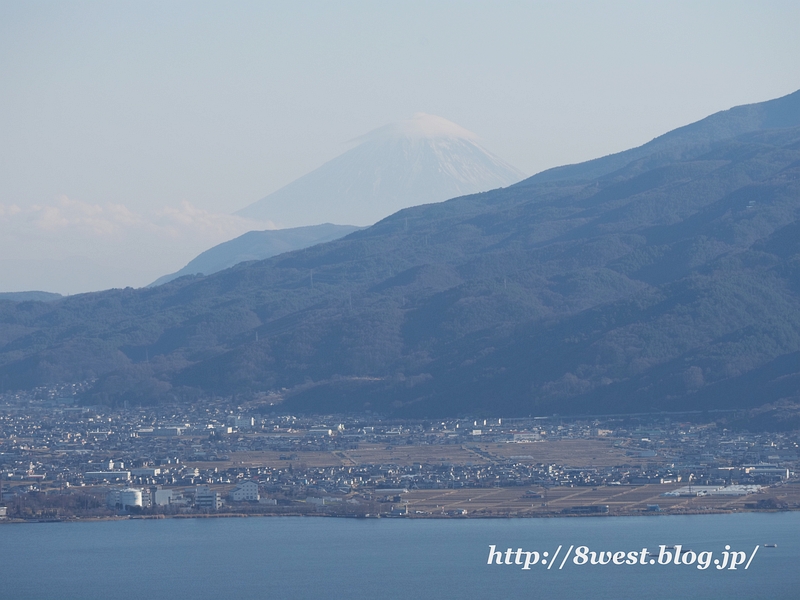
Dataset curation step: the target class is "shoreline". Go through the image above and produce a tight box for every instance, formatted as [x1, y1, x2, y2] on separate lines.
[2, 506, 797, 525]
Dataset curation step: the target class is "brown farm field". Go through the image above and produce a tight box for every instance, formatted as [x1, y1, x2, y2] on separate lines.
[188, 439, 629, 470]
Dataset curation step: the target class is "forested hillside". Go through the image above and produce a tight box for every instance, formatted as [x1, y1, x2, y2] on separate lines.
[1, 93, 799, 417]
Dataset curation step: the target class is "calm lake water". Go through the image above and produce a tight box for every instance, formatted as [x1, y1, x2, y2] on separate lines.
[1, 512, 797, 599]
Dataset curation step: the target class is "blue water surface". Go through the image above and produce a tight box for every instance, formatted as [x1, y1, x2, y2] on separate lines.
[0, 512, 797, 599]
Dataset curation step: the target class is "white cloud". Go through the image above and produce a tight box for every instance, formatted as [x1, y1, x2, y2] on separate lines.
[0, 203, 22, 220]
[153, 200, 274, 240]
[27, 195, 141, 235]
[0, 196, 275, 294]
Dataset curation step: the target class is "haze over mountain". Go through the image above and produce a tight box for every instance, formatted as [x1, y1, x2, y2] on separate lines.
[1, 91, 799, 421]
[0, 291, 62, 303]
[0, 199, 275, 295]
[149, 224, 361, 287]
[236, 114, 525, 227]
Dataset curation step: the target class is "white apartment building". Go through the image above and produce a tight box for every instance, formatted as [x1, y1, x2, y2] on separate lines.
[230, 480, 259, 502]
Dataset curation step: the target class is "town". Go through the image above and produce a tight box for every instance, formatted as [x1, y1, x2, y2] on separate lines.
[1, 382, 798, 521]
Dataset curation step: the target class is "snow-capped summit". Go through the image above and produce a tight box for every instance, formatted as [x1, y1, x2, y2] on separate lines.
[236, 115, 525, 227]
[355, 113, 479, 142]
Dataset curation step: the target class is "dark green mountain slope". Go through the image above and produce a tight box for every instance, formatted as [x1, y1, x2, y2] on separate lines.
[1, 99, 799, 417]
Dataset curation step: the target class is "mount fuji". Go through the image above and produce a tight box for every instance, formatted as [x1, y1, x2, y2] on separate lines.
[236, 114, 525, 227]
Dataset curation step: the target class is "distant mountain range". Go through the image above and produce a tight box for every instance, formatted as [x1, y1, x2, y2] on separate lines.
[0, 291, 62, 303]
[1, 91, 799, 420]
[149, 224, 361, 287]
[236, 113, 525, 227]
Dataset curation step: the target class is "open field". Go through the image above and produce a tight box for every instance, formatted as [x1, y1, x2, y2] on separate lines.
[190, 439, 627, 470]
[402, 482, 800, 517]
[194, 443, 500, 469]
[475, 440, 631, 467]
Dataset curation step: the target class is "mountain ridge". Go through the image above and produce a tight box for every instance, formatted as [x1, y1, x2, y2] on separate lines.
[149, 223, 361, 287]
[0, 291, 63, 303]
[1, 93, 799, 419]
[236, 114, 525, 227]
[526, 89, 800, 185]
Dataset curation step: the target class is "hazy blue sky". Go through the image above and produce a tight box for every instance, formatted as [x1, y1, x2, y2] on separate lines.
[1, 1, 799, 293]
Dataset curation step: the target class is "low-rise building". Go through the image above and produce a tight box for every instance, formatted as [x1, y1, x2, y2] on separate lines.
[230, 480, 259, 502]
[131, 467, 161, 478]
[195, 485, 222, 510]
